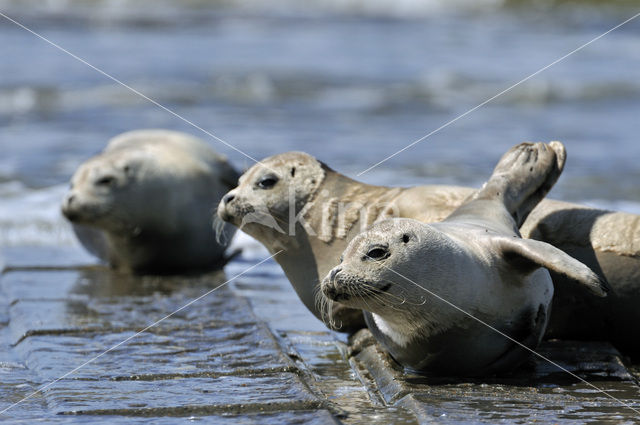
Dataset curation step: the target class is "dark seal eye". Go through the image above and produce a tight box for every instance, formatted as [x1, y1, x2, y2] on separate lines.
[257, 175, 279, 189]
[95, 176, 116, 186]
[402, 233, 410, 243]
[364, 246, 389, 261]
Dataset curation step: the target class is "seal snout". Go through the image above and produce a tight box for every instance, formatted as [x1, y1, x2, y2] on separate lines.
[217, 190, 238, 222]
[61, 193, 79, 221]
[329, 266, 342, 283]
[222, 191, 236, 205]
[322, 267, 350, 302]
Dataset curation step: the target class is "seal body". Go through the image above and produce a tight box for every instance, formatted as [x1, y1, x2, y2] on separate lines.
[62, 129, 238, 274]
[322, 142, 608, 376]
[359, 220, 553, 376]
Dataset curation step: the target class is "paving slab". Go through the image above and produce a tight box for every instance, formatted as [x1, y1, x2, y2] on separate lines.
[44, 374, 321, 415]
[348, 329, 640, 424]
[3, 249, 640, 424]
[13, 322, 294, 381]
[1, 246, 96, 270]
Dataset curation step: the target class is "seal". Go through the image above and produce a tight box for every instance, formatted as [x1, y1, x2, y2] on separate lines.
[321, 142, 608, 376]
[62, 129, 239, 274]
[218, 151, 476, 331]
[218, 148, 640, 354]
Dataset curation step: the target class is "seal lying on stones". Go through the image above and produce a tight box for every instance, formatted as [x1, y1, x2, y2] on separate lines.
[218, 148, 640, 355]
[62, 129, 239, 274]
[321, 142, 608, 376]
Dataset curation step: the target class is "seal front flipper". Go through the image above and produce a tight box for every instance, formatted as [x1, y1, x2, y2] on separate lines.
[493, 236, 611, 297]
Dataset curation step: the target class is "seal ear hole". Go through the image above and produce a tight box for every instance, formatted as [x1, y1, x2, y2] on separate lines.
[290, 167, 296, 177]
[122, 164, 135, 177]
[402, 233, 410, 243]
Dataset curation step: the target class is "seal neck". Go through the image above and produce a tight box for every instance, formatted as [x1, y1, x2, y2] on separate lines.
[303, 170, 403, 246]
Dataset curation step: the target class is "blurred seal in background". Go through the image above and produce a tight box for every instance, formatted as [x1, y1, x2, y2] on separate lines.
[62, 129, 239, 274]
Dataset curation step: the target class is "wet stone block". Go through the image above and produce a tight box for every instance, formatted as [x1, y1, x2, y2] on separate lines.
[0, 410, 340, 424]
[0, 246, 95, 270]
[44, 374, 321, 416]
[280, 331, 419, 425]
[349, 329, 640, 423]
[0, 270, 83, 303]
[8, 299, 106, 345]
[0, 356, 49, 421]
[3, 269, 257, 344]
[399, 381, 640, 424]
[231, 277, 327, 333]
[82, 285, 255, 331]
[14, 321, 293, 381]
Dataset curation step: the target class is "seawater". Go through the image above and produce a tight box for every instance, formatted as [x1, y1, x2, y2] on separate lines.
[1, 0, 639, 256]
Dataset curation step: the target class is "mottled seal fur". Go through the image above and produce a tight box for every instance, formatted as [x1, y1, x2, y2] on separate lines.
[62, 129, 238, 274]
[322, 142, 607, 376]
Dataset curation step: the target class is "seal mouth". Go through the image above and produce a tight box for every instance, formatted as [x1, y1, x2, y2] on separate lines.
[322, 283, 351, 302]
[217, 209, 234, 223]
[378, 282, 392, 292]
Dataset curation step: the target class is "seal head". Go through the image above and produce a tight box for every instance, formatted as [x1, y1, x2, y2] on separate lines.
[217, 151, 326, 244]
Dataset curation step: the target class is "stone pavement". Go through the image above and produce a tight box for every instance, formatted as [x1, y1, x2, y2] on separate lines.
[1, 246, 639, 424]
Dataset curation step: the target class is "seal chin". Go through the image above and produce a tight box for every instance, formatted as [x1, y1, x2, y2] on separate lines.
[62, 209, 80, 222]
[216, 202, 239, 226]
[60, 202, 95, 224]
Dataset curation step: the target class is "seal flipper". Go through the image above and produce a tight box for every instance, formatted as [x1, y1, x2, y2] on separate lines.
[493, 236, 611, 297]
[464, 141, 566, 227]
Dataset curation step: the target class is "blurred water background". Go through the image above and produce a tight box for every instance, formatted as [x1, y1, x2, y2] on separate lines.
[0, 0, 639, 255]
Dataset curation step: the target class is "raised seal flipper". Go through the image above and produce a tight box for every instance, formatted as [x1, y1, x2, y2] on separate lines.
[493, 236, 611, 297]
[465, 141, 566, 227]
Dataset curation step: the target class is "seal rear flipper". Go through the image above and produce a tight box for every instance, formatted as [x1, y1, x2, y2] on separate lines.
[464, 141, 566, 227]
[493, 236, 610, 297]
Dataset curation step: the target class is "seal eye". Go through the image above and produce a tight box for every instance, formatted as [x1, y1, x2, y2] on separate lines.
[257, 175, 279, 189]
[402, 233, 410, 243]
[95, 176, 116, 186]
[364, 246, 389, 261]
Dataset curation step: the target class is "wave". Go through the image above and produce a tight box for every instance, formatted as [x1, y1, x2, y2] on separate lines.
[1, 0, 634, 23]
[0, 182, 78, 247]
[0, 0, 506, 24]
[2, 74, 639, 121]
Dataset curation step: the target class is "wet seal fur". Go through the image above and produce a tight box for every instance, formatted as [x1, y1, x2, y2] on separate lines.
[322, 142, 608, 376]
[62, 129, 239, 274]
[218, 148, 640, 356]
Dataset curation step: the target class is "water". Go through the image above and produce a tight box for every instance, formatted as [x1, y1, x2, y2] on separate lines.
[1, 0, 640, 253]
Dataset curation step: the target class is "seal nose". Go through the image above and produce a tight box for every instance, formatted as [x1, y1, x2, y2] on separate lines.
[329, 267, 341, 283]
[222, 192, 235, 205]
[61, 193, 78, 220]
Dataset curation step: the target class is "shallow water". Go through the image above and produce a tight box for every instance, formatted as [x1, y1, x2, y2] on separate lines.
[1, 0, 640, 422]
[1, 0, 640, 252]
